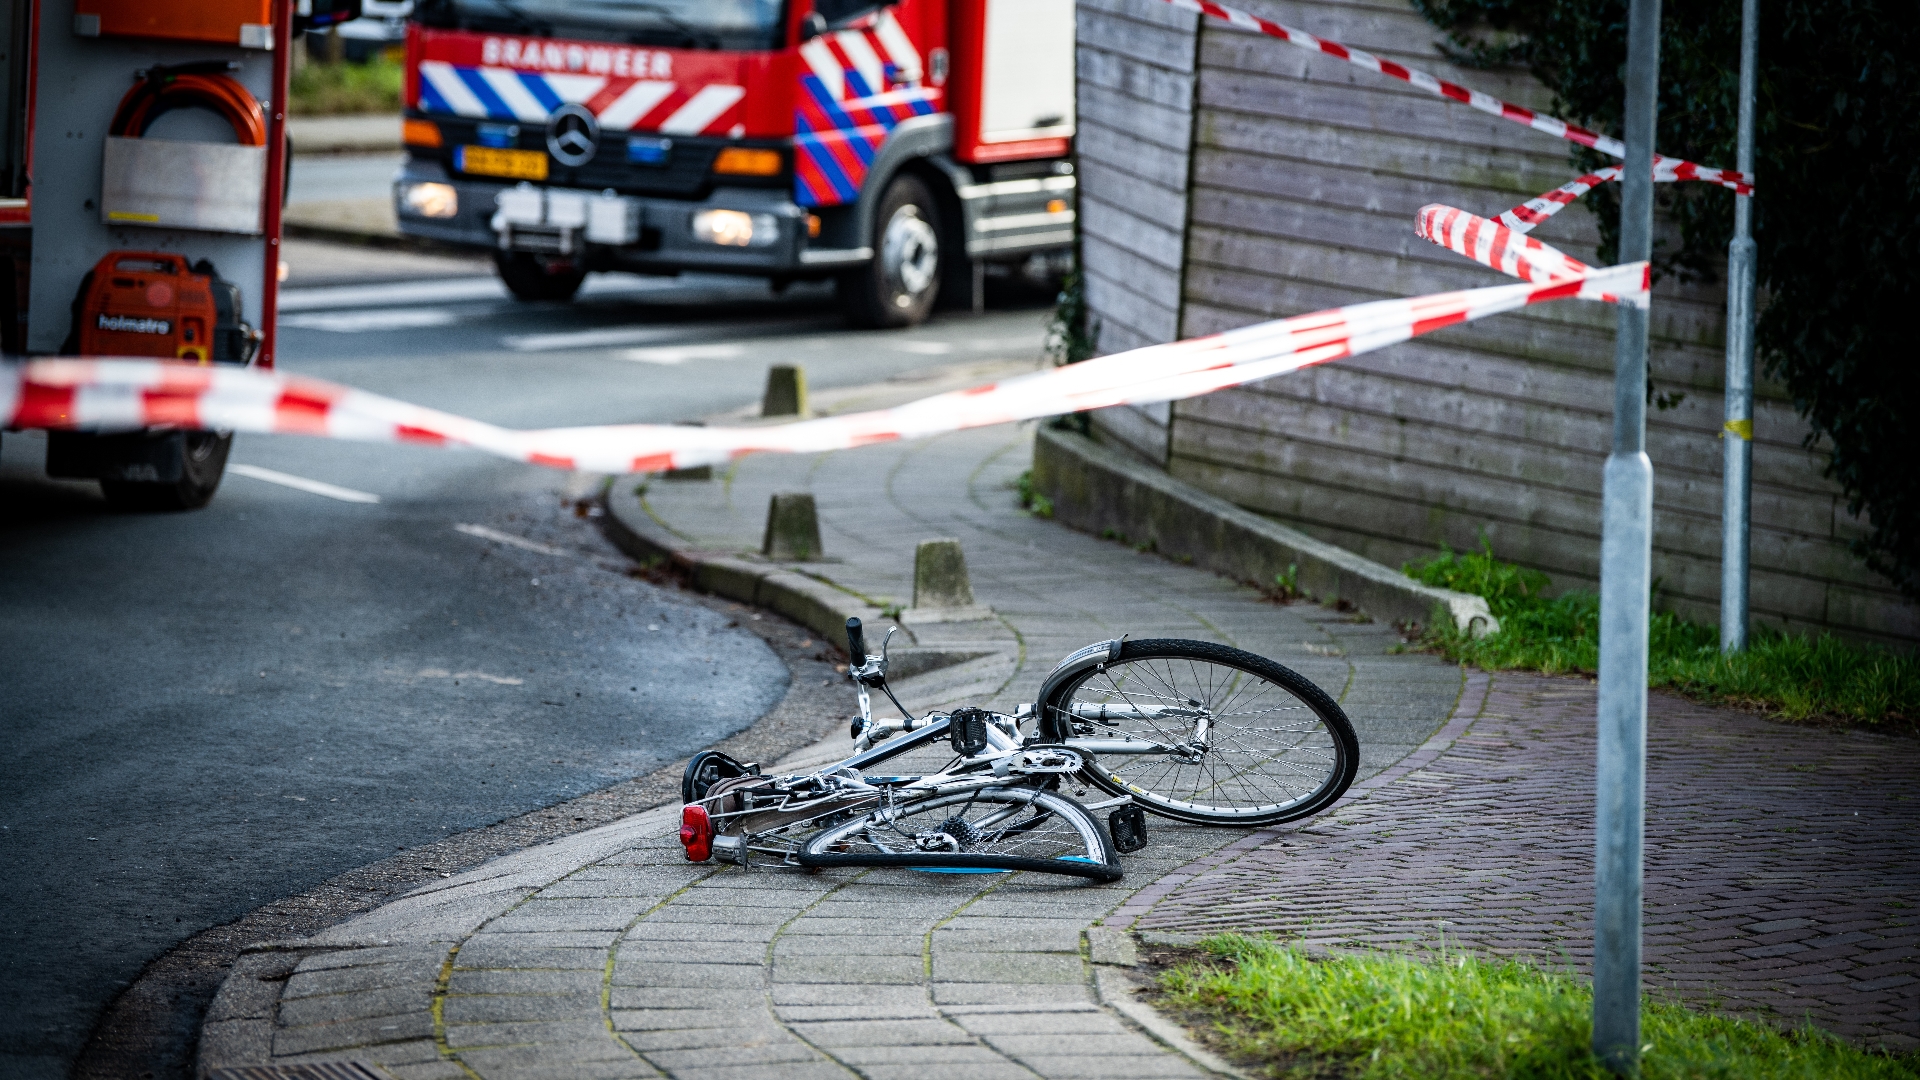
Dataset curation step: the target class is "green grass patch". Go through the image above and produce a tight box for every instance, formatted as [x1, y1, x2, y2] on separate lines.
[1161, 935, 1915, 1080]
[1405, 543, 1919, 726]
[290, 56, 404, 116]
[1014, 469, 1054, 518]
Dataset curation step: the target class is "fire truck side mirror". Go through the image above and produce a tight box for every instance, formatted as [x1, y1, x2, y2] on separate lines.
[798, 12, 827, 41]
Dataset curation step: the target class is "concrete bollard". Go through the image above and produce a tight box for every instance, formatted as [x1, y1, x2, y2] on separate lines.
[913, 538, 974, 608]
[761, 365, 808, 417]
[904, 538, 993, 623]
[762, 492, 821, 560]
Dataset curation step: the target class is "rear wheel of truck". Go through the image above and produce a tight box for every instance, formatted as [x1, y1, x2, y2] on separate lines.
[495, 251, 586, 302]
[100, 431, 232, 512]
[840, 174, 941, 328]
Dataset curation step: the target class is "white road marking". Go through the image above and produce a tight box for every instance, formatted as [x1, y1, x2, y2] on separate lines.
[229, 464, 381, 503]
[622, 343, 748, 365]
[280, 278, 508, 312]
[281, 309, 462, 333]
[453, 523, 570, 557]
[899, 341, 953, 355]
[279, 273, 682, 314]
[505, 326, 685, 352]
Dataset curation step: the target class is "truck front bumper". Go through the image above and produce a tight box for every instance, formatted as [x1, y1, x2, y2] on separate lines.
[393, 160, 869, 276]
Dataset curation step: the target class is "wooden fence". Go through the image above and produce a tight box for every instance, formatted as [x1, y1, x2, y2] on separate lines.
[1074, 0, 1917, 646]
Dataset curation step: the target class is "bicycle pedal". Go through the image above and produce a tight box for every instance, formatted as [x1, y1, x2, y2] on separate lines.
[1108, 805, 1149, 854]
[950, 707, 991, 757]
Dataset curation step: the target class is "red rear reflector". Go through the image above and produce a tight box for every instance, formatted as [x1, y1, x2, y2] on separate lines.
[680, 804, 714, 862]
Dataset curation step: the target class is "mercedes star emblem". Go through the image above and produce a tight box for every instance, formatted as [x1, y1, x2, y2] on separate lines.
[546, 104, 600, 167]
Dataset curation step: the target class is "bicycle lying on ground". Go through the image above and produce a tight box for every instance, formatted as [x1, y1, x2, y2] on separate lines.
[677, 617, 1359, 882]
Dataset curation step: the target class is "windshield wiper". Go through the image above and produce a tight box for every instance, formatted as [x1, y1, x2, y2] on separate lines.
[478, 0, 544, 34]
[621, 3, 723, 49]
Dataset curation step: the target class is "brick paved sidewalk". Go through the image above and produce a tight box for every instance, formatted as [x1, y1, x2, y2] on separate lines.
[633, 421, 1464, 781]
[197, 408, 1480, 1078]
[1131, 672, 1920, 1049]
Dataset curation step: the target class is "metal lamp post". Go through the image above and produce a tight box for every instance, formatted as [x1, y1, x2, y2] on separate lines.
[1593, 0, 1661, 1070]
[1721, 0, 1760, 653]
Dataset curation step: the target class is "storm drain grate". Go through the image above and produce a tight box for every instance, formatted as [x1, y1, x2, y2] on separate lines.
[207, 1063, 390, 1080]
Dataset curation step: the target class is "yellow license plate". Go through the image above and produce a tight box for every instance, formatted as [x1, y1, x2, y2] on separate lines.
[456, 146, 548, 181]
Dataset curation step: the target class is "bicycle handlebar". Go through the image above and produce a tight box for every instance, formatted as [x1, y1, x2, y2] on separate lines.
[845, 617, 866, 662]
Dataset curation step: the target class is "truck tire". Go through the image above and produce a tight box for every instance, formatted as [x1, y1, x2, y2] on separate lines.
[840, 174, 941, 328]
[100, 431, 232, 512]
[495, 251, 586, 302]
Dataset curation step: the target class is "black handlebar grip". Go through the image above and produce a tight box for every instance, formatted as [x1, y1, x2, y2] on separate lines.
[845, 617, 866, 661]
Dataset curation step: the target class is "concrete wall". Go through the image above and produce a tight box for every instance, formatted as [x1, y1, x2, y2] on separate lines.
[1073, 0, 1918, 646]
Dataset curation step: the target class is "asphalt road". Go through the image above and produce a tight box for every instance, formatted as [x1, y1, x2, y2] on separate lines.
[0, 249, 1053, 1079]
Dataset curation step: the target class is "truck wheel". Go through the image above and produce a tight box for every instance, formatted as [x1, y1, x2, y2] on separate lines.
[840, 174, 941, 328]
[495, 251, 586, 302]
[100, 431, 232, 512]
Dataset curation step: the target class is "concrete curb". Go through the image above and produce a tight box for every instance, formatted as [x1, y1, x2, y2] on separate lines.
[601, 476, 893, 650]
[1032, 425, 1498, 637]
[288, 114, 401, 155]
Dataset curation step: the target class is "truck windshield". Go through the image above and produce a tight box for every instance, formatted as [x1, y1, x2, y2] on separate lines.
[415, 0, 788, 51]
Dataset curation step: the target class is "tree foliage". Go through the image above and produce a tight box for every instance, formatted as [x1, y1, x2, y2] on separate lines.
[1409, 0, 1920, 598]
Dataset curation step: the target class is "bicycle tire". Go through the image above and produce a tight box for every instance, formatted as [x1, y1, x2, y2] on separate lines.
[797, 785, 1122, 882]
[1043, 639, 1359, 827]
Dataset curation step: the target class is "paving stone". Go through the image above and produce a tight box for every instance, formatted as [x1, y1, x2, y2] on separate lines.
[844, 1064, 1036, 1080]
[295, 945, 453, 972]
[657, 1061, 852, 1080]
[609, 1010, 760, 1034]
[206, 954, 300, 1022]
[932, 983, 1096, 1007]
[448, 969, 604, 996]
[773, 935, 927, 956]
[452, 943, 609, 970]
[956, 1012, 1132, 1036]
[459, 1061, 659, 1080]
[607, 988, 767, 1011]
[615, 1024, 797, 1051]
[283, 961, 442, 1000]
[642, 1042, 834, 1069]
[981, 1032, 1167, 1058]
[1008, 1053, 1206, 1079]
[271, 1011, 435, 1057]
[775, 1003, 944, 1022]
[276, 986, 434, 1027]
[470, 929, 623, 948]
[381, 1061, 473, 1080]
[932, 952, 1085, 985]
[933, 927, 1086, 953]
[786, 1017, 979, 1047]
[440, 992, 603, 1024]
[772, 982, 930, 1007]
[611, 961, 769, 988]
[197, 1018, 274, 1069]
[444, 1019, 618, 1048]
[773, 954, 928, 984]
[453, 1043, 639, 1072]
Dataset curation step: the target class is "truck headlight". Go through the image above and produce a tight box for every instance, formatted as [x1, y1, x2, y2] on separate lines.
[691, 209, 778, 248]
[402, 182, 458, 219]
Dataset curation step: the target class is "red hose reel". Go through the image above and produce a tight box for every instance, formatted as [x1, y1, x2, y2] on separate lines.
[108, 61, 265, 146]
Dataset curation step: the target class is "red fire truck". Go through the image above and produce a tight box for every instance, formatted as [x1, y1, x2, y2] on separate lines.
[392, 0, 1077, 326]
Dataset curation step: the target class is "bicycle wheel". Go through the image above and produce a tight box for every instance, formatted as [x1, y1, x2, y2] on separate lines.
[797, 785, 1122, 882]
[1043, 639, 1358, 827]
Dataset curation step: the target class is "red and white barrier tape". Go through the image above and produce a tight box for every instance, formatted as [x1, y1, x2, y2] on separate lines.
[1, 263, 1646, 474]
[1416, 204, 1593, 285]
[1159, 0, 1753, 195]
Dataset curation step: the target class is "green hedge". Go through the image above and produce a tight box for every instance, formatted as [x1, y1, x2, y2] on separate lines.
[1408, 0, 1920, 600]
